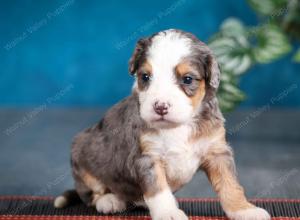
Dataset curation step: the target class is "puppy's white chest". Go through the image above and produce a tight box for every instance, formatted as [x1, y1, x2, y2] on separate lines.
[162, 139, 200, 190]
[142, 126, 208, 191]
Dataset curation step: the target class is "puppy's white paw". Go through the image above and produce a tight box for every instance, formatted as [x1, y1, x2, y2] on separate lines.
[152, 208, 188, 220]
[227, 207, 271, 220]
[96, 193, 126, 214]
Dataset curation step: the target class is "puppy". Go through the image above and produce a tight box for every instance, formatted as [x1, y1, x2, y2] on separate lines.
[54, 29, 270, 220]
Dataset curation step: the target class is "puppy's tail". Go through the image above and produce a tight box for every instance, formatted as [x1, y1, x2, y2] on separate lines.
[54, 189, 81, 208]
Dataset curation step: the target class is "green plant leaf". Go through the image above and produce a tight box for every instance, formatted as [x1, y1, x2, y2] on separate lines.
[217, 71, 245, 112]
[218, 80, 245, 112]
[252, 24, 292, 63]
[209, 19, 253, 75]
[220, 18, 246, 37]
[209, 19, 250, 111]
[293, 49, 300, 62]
[247, 0, 288, 16]
[209, 0, 298, 112]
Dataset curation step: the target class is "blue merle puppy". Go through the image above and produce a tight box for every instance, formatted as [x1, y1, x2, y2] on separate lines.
[54, 29, 270, 220]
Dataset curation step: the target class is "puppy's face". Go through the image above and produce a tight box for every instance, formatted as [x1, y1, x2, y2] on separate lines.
[129, 30, 220, 128]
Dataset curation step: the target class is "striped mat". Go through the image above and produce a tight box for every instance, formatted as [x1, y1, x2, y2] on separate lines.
[0, 196, 299, 219]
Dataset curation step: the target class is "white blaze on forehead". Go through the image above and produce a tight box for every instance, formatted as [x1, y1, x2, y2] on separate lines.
[148, 30, 192, 72]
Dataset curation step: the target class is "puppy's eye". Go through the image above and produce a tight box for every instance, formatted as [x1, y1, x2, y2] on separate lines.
[182, 76, 193, 85]
[141, 73, 151, 83]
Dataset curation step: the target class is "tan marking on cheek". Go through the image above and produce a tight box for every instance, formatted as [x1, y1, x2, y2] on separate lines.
[190, 79, 206, 109]
[176, 61, 206, 103]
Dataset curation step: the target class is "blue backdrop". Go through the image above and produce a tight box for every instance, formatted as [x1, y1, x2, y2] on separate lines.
[0, 0, 299, 108]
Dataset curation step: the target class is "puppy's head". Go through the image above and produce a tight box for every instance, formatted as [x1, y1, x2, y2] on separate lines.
[129, 29, 220, 128]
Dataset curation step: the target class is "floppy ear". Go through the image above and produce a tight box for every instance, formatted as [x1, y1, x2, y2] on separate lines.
[129, 38, 149, 75]
[206, 53, 221, 89]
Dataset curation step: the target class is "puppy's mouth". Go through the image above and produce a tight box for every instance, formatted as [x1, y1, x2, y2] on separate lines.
[150, 116, 179, 128]
[155, 117, 167, 122]
[153, 116, 170, 122]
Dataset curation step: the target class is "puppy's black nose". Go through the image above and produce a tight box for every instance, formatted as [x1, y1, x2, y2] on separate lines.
[154, 102, 169, 116]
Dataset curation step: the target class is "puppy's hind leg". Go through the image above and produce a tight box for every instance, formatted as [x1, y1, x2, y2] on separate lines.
[54, 172, 93, 208]
[80, 170, 127, 214]
[202, 144, 270, 220]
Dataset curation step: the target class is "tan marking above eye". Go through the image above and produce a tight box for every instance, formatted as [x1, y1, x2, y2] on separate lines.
[139, 60, 152, 75]
[175, 61, 195, 77]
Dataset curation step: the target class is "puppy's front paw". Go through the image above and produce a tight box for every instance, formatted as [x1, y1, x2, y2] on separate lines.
[152, 208, 188, 220]
[227, 207, 270, 220]
[95, 193, 126, 214]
